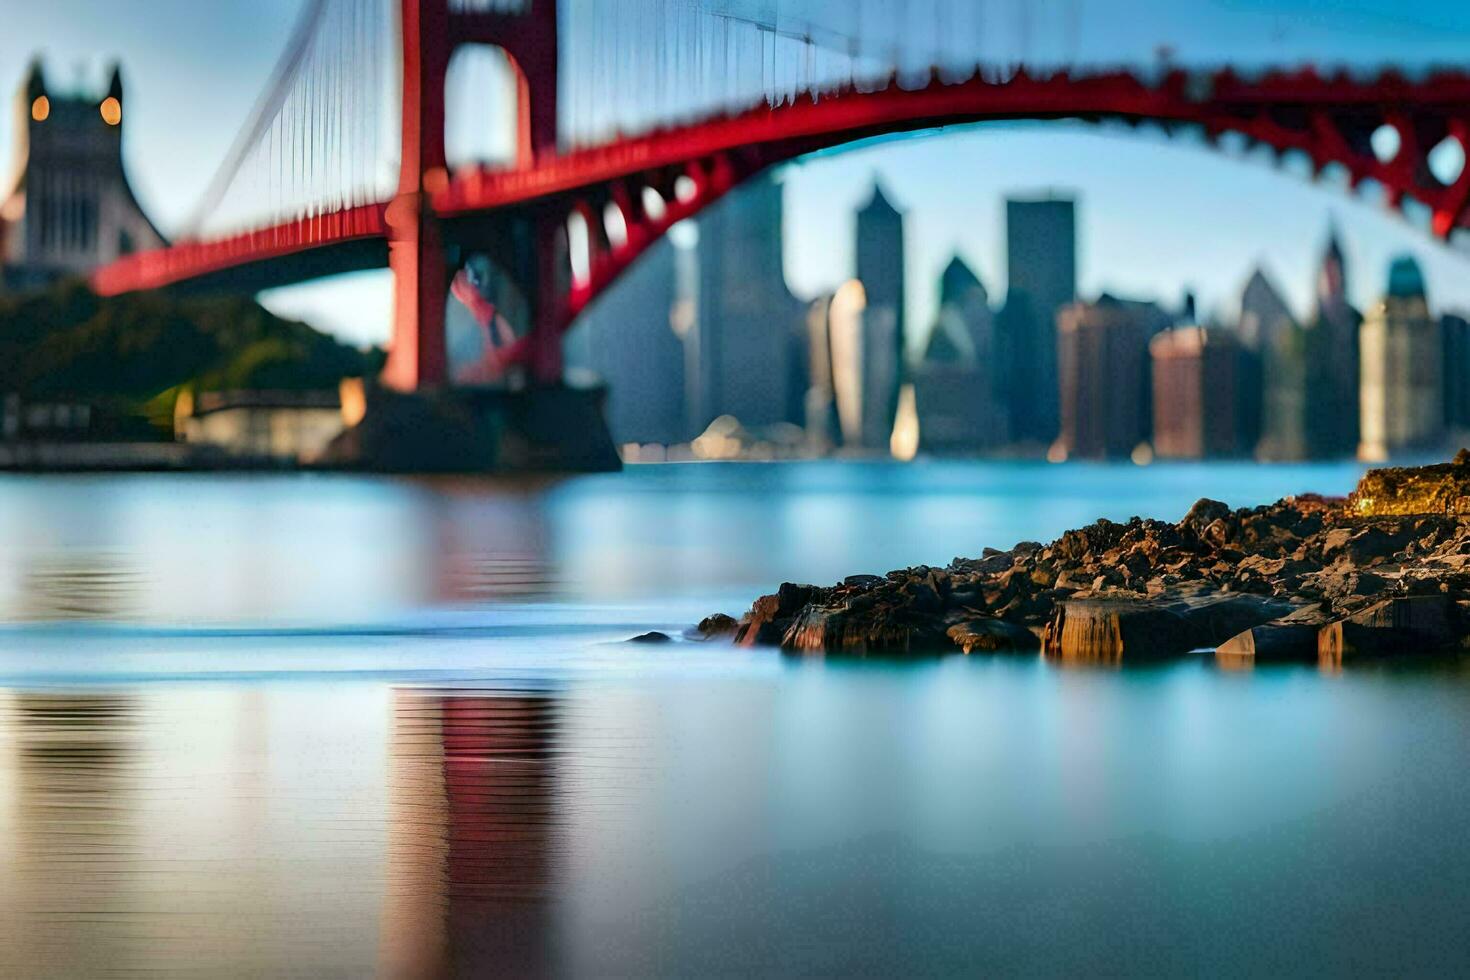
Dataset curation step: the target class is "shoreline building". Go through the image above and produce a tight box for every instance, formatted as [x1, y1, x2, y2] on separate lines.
[567, 239, 685, 447]
[680, 172, 807, 436]
[1248, 268, 1310, 461]
[912, 256, 1007, 453]
[1443, 312, 1470, 436]
[1304, 228, 1362, 458]
[1359, 255, 1441, 461]
[1, 61, 164, 290]
[854, 182, 906, 451]
[1055, 295, 1154, 460]
[1000, 195, 1075, 447]
[1150, 326, 1245, 459]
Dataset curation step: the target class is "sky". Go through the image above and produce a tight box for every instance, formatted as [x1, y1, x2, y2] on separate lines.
[6, 0, 1470, 353]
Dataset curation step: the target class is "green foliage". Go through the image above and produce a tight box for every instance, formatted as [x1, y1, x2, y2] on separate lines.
[0, 280, 383, 413]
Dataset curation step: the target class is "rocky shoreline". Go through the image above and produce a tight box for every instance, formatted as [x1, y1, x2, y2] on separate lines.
[698, 453, 1470, 666]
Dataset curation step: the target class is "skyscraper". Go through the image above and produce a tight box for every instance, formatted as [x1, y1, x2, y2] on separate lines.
[1442, 312, 1470, 434]
[568, 239, 686, 447]
[912, 256, 1007, 452]
[855, 182, 906, 450]
[1055, 295, 1153, 460]
[1247, 268, 1309, 460]
[1359, 255, 1442, 460]
[682, 173, 806, 435]
[1150, 326, 1245, 459]
[1304, 227, 1361, 457]
[1002, 195, 1075, 446]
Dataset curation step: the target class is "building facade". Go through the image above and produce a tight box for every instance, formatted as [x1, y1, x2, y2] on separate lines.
[1, 61, 164, 290]
[682, 173, 806, 435]
[1304, 229, 1362, 458]
[912, 256, 1007, 453]
[1359, 256, 1441, 460]
[1055, 295, 1152, 460]
[854, 183, 906, 450]
[568, 238, 686, 447]
[1150, 326, 1244, 459]
[1001, 195, 1075, 446]
[1443, 312, 1470, 434]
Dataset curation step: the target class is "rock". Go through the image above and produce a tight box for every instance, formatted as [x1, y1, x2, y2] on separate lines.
[708, 453, 1470, 659]
[1044, 599, 1202, 663]
[947, 618, 1040, 654]
[1181, 498, 1231, 534]
[1348, 452, 1470, 516]
[695, 613, 739, 638]
[782, 603, 948, 655]
[1318, 595, 1457, 666]
[1216, 605, 1331, 667]
[628, 631, 673, 644]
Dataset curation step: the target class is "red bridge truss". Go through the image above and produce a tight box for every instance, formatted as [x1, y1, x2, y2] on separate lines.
[90, 0, 1470, 391]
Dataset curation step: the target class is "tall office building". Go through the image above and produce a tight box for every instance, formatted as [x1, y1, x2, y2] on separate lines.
[854, 182, 906, 450]
[1359, 255, 1442, 460]
[1150, 326, 1245, 459]
[912, 256, 1007, 452]
[682, 172, 806, 435]
[1055, 295, 1153, 460]
[1001, 195, 1075, 445]
[1247, 268, 1310, 460]
[1442, 312, 1470, 433]
[1304, 228, 1361, 457]
[569, 238, 686, 446]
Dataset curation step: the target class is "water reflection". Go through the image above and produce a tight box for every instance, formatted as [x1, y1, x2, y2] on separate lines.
[15, 552, 140, 622]
[382, 688, 561, 979]
[0, 462, 1371, 628]
[0, 693, 140, 977]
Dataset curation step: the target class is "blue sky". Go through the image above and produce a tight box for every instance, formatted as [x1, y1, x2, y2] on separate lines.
[5, 0, 1470, 350]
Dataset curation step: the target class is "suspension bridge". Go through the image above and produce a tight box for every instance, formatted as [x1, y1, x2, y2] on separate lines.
[91, 0, 1470, 394]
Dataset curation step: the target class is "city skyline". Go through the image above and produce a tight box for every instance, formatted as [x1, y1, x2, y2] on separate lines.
[6, 1, 1470, 353]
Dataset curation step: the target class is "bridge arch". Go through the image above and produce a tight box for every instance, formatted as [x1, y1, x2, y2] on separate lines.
[428, 67, 1470, 351]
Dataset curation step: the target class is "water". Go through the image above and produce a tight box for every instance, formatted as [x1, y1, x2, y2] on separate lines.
[3, 460, 1469, 976]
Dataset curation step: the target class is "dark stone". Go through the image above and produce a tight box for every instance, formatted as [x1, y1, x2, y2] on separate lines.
[1181, 498, 1231, 534]
[628, 631, 673, 644]
[695, 613, 739, 638]
[843, 574, 884, 587]
[1319, 595, 1457, 665]
[947, 618, 1040, 654]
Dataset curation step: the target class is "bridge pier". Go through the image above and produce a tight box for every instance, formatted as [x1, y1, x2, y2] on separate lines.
[383, 193, 451, 391]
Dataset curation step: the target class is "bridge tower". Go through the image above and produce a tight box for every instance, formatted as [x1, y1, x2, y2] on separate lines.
[382, 0, 560, 392]
[0, 60, 164, 291]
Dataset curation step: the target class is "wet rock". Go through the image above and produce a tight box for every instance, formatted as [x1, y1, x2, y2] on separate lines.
[1216, 605, 1331, 667]
[947, 618, 1040, 654]
[695, 613, 739, 638]
[628, 631, 673, 644]
[1318, 595, 1457, 666]
[1043, 599, 1203, 663]
[707, 453, 1470, 659]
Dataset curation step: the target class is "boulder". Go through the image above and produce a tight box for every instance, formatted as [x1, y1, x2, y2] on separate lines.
[1318, 595, 1457, 667]
[695, 613, 739, 638]
[1216, 605, 1331, 667]
[947, 618, 1040, 654]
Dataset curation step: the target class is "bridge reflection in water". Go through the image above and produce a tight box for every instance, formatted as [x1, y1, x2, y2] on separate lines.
[381, 689, 562, 979]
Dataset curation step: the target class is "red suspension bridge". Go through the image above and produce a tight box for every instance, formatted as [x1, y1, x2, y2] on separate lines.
[90, 0, 1470, 392]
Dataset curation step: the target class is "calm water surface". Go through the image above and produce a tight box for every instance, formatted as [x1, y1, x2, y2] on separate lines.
[2, 460, 1469, 976]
